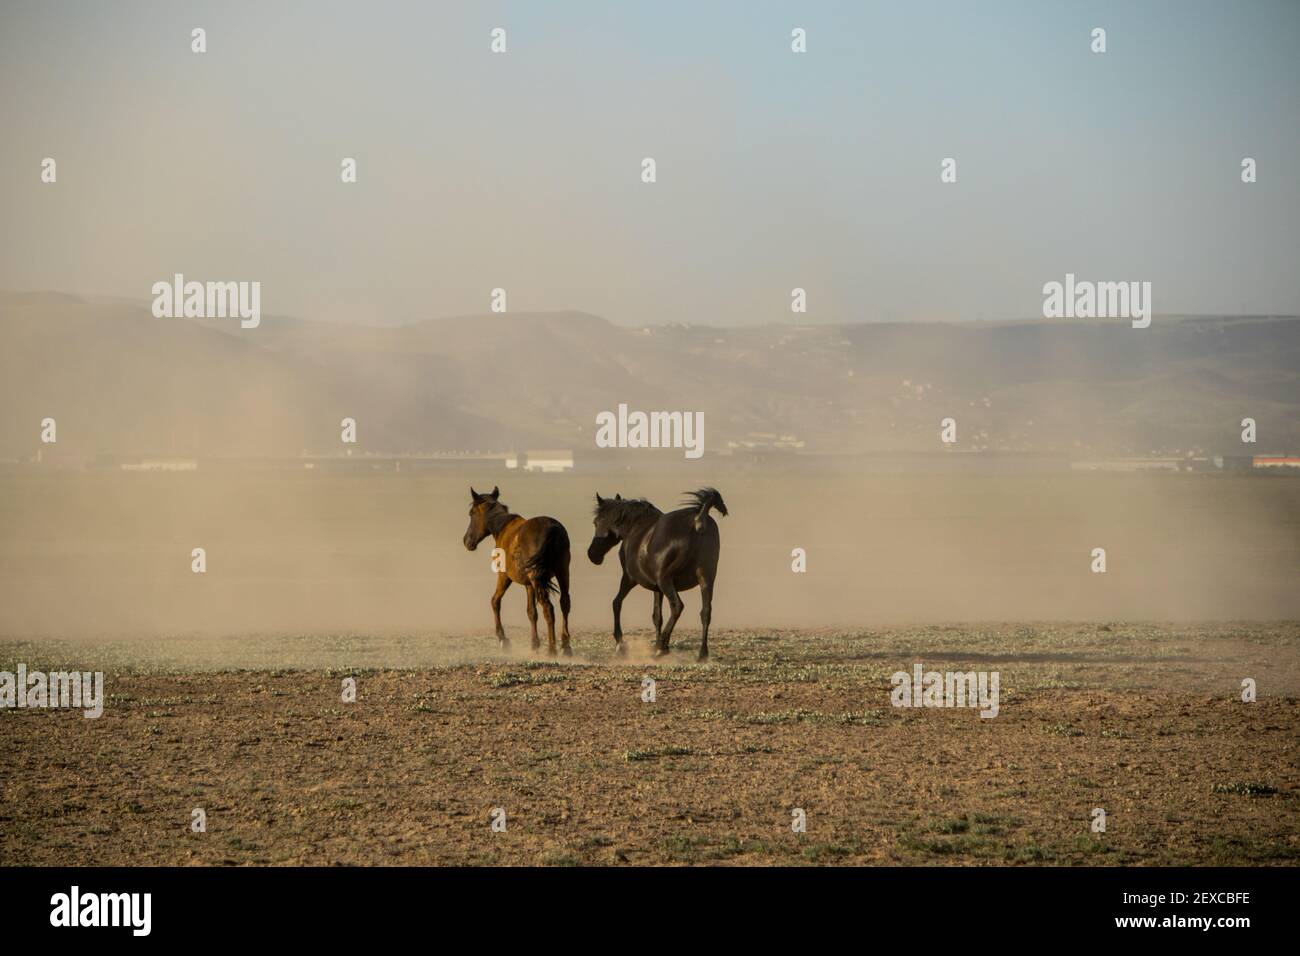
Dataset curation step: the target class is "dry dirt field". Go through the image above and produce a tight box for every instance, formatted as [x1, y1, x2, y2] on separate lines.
[2, 623, 1297, 866]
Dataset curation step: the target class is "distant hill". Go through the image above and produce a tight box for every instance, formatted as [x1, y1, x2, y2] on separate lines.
[2, 292, 1297, 460]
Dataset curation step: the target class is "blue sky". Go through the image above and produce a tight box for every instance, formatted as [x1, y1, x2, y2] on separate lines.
[2, 0, 1297, 325]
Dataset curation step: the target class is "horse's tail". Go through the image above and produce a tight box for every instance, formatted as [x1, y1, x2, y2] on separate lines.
[524, 521, 569, 594]
[683, 487, 728, 532]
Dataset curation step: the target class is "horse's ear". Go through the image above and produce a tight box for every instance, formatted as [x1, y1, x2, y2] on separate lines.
[490, 486, 500, 500]
[469, 487, 480, 501]
[595, 492, 604, 505]
[615, 493, 622, 500]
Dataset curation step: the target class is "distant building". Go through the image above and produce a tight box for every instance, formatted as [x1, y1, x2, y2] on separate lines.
[520, 449, 574, 473]
[1215, 455, 1300, 473]
[727, 432, 805, 451]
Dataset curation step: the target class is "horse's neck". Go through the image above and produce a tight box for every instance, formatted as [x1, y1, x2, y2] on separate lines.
[616, 510, 659, 539]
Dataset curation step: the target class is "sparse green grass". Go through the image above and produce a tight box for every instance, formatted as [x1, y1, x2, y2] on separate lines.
[624, 746, 694, 761]
[1212, 782, 1278, 797]
[689, 708, 886, 726]
[1073, 834, 1113, 855]
[1042, 723, 1085, 737]
[486, 671, 568, 689]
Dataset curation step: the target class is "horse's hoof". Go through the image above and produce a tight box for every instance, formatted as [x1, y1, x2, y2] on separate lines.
[613, 642, 626, 657]
[697, 651, 709, 662]
[655, 646, 671, 658]
[562, 646, 573, 657]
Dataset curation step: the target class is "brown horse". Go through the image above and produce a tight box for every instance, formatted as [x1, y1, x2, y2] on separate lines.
[587, 488, 727, 660]
[463, 486, 572, 655]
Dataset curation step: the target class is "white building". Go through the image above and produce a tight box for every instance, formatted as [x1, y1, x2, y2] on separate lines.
[519, 449, 574, 473]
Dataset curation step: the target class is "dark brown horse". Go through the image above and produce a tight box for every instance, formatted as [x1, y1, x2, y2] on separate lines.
[587, 488, 727, 660]
[463, 486, 572, 655]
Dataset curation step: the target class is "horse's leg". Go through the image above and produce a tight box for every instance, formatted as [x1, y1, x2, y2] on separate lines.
[556, 563, 573, 657]
[697, 567, 713, 661]
[655, 580, 685, 656]
[537, 585, 558, 656]
[490, 573, 512, 647]
[612, 571, 635, 655]
[525, 584, 540, 650]
[651, 590, 664, 647]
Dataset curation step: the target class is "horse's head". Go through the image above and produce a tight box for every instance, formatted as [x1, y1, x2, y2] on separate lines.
[587, 492, 623, 564]
[464, 486, 503, 551]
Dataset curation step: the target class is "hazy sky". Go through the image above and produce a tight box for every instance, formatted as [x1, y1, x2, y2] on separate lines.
[2, 0, 1298, 326]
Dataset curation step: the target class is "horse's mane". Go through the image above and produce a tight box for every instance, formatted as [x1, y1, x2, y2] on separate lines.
[595, 496, 662, 529]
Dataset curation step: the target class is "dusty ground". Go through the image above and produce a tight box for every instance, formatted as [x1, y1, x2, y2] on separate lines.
[2, 623, 1297, 866]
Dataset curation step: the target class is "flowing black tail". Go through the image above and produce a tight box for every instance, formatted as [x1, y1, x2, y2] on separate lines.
[682, 487, 728, 532]
[524, 522, 569, 594]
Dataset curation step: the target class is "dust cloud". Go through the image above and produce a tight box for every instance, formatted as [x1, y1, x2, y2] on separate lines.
[2, 471, 1297, 655]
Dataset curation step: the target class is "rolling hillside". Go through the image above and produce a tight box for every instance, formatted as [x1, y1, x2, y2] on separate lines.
[2, 291, 1297, 460]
